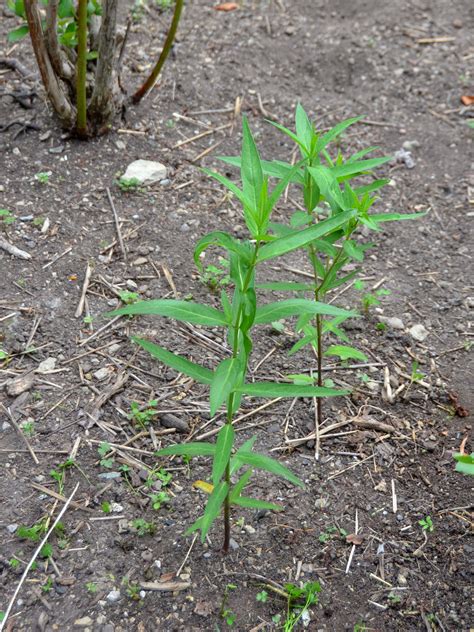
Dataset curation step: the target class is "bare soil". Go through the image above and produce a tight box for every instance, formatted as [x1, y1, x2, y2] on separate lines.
[0, 1, 473, 631]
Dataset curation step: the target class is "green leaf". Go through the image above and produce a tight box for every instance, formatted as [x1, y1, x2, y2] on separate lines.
[132, 337, 213, 384]
[331, 157, 391, 179]
[308, 165, 348, 211]
[194, 231, 250, 270]
[232, 496, 282, 511]
[370, 211, 427, 223]
[229, 468, 253, 501]
[234, 451, 304, 488]
[268, 121, 309, 156]
[200, 481, 229, 541]
[202, 168, 252, 209]
[324, 345, 368, 362]
[255, 299, 357, 324]
[210, 358, 241, 416]
[454, 453, 474, 476]
[237, 382, 349, 399]
[315, 116, 363, 152]
[258, 210, 355, 261]
[212, 424, 235, 486]
[266, 162, 305, 218]
[229, 436, 257, 475]
[108, 299, 229, 327]
[241, 116, 264, 215]
[7, 24, 29, 42]
[294, 103, 314, 155]
[343, 239, 364, 262]
[155, 442, 216, 457]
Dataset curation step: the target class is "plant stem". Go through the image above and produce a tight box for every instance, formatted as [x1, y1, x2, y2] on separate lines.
[76, 0, 88, 137]
[132, 0, 184, 103]
[223, 458, 230, 553]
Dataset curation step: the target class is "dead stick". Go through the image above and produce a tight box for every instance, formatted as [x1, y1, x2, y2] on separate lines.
[75, 261, 93, 318]
[0, 235, 31, 260]
[1, 404, 39, 464]
[0, 483, 79, 632]
[106, 187, 127, 262]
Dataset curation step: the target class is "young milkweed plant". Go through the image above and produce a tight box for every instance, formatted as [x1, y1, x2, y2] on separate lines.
[108, 116, 359, 552]
[221, 105, 425, 437]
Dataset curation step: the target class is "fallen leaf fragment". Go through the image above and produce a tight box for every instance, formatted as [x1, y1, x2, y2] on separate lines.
[214, 2, 239, 11]
[448, 391, 469, 417]
[193, 479, 214, 494]
[461, 95, 474, 106]
[346, 533, 364, 545]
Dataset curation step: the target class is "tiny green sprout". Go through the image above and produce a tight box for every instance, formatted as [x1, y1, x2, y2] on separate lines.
[21, 421, 35, 437]
[41, 577, 53, 593]
[354, 622, 368, 632]
[129, 400, 158, 429]
[32, 216, 45, 227]
[272, 614, 282, 624]
[270, 320, 286, 333]
[376, 322, 387, 332]
[359, 372, 370, 383]
[454, 452, 474, 476]
[150, 491, 170, 510]
[86, 581, 98, 593]
[122, 577, 141, 600]
[101, 501, 111, 514]
[9, 558, 21, 569]
[117, 176, 141, 192]
[119, 290, 140, 305]
[131, 518, 155, 536]
[256, 590, 268, 603]
[34, 171, 51, 184]
[411, 361, 424, 383]
[418, 516, 434, 532]
[40, 543, 53, 558]
[0, 348, 9, 362]
[0, 611, 5, 623]
[98, 442, 114, 468]
[0, 209, 15, 225]
[156, 468, 172, 486]
[283, 581, 321, 631]
[200, 257, 231, 293]
[17, 521, 47, 542]
[388, 592, 401, 604]
[83, 315, 94, 324]
[156, 0, 173, 9]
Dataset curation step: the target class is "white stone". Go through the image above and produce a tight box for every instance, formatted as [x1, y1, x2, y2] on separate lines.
[6, 523, 18, 534]
[74, 617, 93, 626]
[93, 367, 112, 381]
[378, 316, 405, 330]
[409, 323, 428, 342]
[106, 590, 121, 603]
[121, 160, 167, 186]
[36, 357, 57, 373]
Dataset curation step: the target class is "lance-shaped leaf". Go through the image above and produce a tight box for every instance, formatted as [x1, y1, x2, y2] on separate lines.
[155, 442, 216, 457]
[454, 453, 474, 476]
[308, 165, 349, 211]
[237, 382, 349, 399]
[132, 337, 213, 384]
[257, 210, 355, 262]
[210, 357, 242, 417]
[331, 156, 391, 179]
[212, 424, 235, 486]
[232, 496, 282, 511]
[199, 480, 228, 542]
[370, 211, 428, 223]
[229, 436, 257, 476]
[241, 116, 264, 214]
[219, 156, 305, 185]
[295, 103, 314, 155]
[234, 450, 304, 488]
[315, 116, 363, 153]
[194, 231, 251, 270]
[109, 299, 229, 327]
[229, 468, 253, 502]
[255, 299, 357, 324]
[324, 345, 368, 362]
[202, 167, 251, 209]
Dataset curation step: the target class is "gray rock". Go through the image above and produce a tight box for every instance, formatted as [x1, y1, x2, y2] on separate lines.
[7, 523, 18, 534]
[378, 316, 405, 330]
[121, 160, 167, 186]
[98, 471, 121, 479]
[93, 367, 111, 381]
[409, 323, 428, 342]
[394, 148, 415, 169]
[244, 525, 256, 535]
[106, 589, 121, 603]
[36, 357, 57, 373]
[73, 616, 93, 626]
[464, 296, 474, 309]
[229, 538, 239, 550]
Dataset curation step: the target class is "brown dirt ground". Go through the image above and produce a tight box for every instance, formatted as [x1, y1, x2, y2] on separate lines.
[0, 0, 473, 631]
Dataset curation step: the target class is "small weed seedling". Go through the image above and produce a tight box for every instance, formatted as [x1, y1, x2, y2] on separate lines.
[34, 171, 51, 184]
[221, 104, 424, 436]
[109, 117, 359, 551]
[131, 518, 155, 536]
[8, 558, 21, 570]
[150, 491, 170, 510]
[454, 452, 474, 476]
[283, 581, 321, 631]
[86, 581, 98, 593]
[256, 590, 268, 603]
[318, 525, 347, 544]
[122, 577, 141, 600]
[0, 209, 15, 227]
[50, 458, 75, 495]
[418, 516, 434, 533]
[200, 256, 231, 293]
[220, 583, 237, 627]
[129, 400, 158, 429]
[353, 622, 368, 632]
[117, 177, 141, 193]
[410, 361, 425, 384]
[119, 290, 140, 305]
[98, 442, 114, 469]
[41, 577, 54, 593]
[20, 421, 35, 437]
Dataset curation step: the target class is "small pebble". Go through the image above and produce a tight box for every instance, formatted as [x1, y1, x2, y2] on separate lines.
[6, 523, 18, 534]
[106, 590, 121, 603]
[244, 525, 256, 535]
[73, 617, 93, 627]
[409, 323, 428, 342]
[229, 538, 239, 550]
